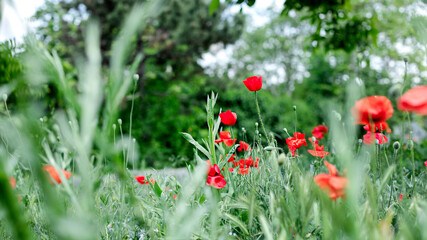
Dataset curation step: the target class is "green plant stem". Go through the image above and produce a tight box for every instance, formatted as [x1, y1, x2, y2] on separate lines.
[255, 91, 270, 146]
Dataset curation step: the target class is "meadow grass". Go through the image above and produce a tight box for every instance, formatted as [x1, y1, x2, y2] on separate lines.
[0, 1, 426, 239]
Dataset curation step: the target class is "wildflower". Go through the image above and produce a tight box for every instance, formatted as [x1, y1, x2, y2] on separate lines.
[307, 138, 329, 158]
[398, 193, 403, 202]
[42, 165, 72, 184]
[173, 194, 177, 200]
[286, 132, 307, 157]
[311, 125, 328, 139]
[351, 96, 393, 132]
[398, 86, 427, 115]
[9, 177, 16, 189]
[243, 76, 262, 92]
[219, 110, 237, 126]
[363, 132, 388, 145]
[237, 166, 251, 175]
[236, 157, 259, 175]
[135, 176, 149, 185]
[313, 161, 347, 200]
[424, 161, 427, 167]
[206, 164, 227, 189]
[215, 131, 236, 147]
[237, 141, 250, 152]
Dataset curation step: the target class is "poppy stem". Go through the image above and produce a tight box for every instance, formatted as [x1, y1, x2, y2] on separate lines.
[254, 91, 271, 146]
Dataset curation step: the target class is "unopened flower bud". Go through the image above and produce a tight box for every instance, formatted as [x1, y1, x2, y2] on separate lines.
[118, 119, 122, 125]
[358, 139, 363, 144]
[255, 122, 258, 127]
[393, 141, 400, 150]
[293, 105, 296, 111]
[408, 140, 414, 150]
[403, 57, 408, 63]
[113, 124, 116, 130]
[133, 74, 139, 81]
[2, 94, 7, 102]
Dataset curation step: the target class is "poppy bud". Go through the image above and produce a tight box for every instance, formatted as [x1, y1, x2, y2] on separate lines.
[293, 105, 296, 111]
[118, 119, 122, 125]
[133, 74, 139, 81]
[113, 124, 116, 130]
[393, 141, 400, 150]
[2, 94, 7, 102]
[403, 57, 408, 63]
[407, 140, 414, 150]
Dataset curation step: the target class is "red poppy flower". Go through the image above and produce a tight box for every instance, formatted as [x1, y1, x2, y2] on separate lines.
[219, 110, 237, 126]
[135, 176, 149, 185]
[42, 165, 72, 184]
[173, 194, 177, 200]
[215, 131, 236, 147]
[362, 122, 390, 133]
[307, 138, 329, 158]
[313, 161, 347, 200]
[243, 76, 262, 92]
[311, 125, 328, 139]
[9, 177, 16, 189]
[398, 193, 403, 202]
[286, 132, 307, 157]
[398, 86, 427, 115]
[351, 96, 393, 132]
[237, 166, 251, 175]
[206, 164, 227, 189]
[363, 132, 388, 145]
[237, 141, 250, 152]
[254, 157, 259, 168]
[425, 161, 427, 167]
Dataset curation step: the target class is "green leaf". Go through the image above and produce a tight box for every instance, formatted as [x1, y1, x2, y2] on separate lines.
[209, 0, 220, 15]
[151, 180, 163, 198]
[224, 213, 249, 235]
[379, 165, 395, 193]
[181, 132, 212, 160]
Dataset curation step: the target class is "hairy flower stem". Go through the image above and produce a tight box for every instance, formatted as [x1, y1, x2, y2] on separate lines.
[255, 91, 271, 146]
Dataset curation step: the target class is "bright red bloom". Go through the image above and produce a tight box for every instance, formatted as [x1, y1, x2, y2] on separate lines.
[313, 161, 347, 200]
[286, 132, 307, 157]
[311, 125, 328, 139]
[206, 164, 227, 189]
[398, 86, 427, 115]
[135, 176, 149, 185]
[237, 141, 250, 152]
[243, 76, 262, 92]
[42, 165, 72, 184]
[398, 193, 403, 202]
[363, 132, 388, 145]
[9, 177, 16, 189]
[173, 194, 177, 200]
[363, 122, 390, 133]
[351, 96, 393, 132]
[424, 161, 427, 167]
[307, 138, 329, 158]
[237, 166, 251, 175]
[215, 131, 236, 147]
[235, 156, 259, 175]
[219, 110, 237, 126]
